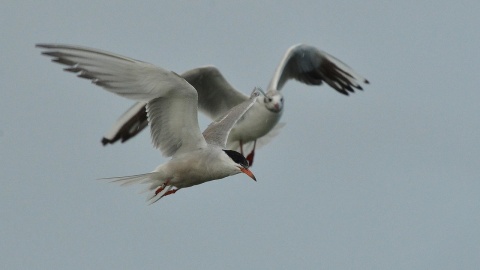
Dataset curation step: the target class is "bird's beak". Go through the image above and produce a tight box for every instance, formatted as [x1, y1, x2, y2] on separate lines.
[240, 167, 257, 181]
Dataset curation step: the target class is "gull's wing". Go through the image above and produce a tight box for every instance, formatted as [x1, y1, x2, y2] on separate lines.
[36, 43, 207, 157]
[101, 101, 147, 145]
[182, 66, 248, 119]
[101, 65, 248, 146]
[267, 44, 369, 95]
[202, 90, 260, 148]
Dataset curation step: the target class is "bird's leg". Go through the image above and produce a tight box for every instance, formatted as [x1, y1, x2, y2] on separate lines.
[163, 188, 180, 197]
[246, 140, 257, 166]
[154, 180, 170, 195]
[154, 186, 165, 195]
[239, 140, 244, 156]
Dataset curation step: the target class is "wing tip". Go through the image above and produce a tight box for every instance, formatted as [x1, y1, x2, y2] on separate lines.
[35, 43, 49, 48]
[101, 137, 115, 146]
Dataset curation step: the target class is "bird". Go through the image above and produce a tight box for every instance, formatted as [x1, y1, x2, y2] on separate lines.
[100, 44, 369, 166]
[36, 43, 258, 204]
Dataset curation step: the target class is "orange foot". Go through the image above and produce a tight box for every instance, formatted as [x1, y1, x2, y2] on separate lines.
[154, 186, 164, 195]
[163, 188, 179, 197]
[154, 180, 171, 195]
[246, 149, 255, 166]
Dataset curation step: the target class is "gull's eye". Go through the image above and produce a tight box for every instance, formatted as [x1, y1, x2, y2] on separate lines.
[264, 97, 272, 103]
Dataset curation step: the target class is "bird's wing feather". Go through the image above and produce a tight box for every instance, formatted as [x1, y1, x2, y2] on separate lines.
[182, 66, 248, 118]
[99, 65, 247, 146]
[202, 90, 260, 148]
[101, 101, 147, 145]
[267, 44, 369, 95]
[37, 43, 207, 156]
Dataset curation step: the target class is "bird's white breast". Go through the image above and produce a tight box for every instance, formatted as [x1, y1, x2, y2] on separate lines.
[227, 101, 282, 144]
[157, 147, 239, 188]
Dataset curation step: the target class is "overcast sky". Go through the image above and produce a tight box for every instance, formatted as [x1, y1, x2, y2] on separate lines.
[2, 1, 479, 269]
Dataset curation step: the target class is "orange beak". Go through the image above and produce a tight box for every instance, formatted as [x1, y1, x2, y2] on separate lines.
[240, 167, 257, 181]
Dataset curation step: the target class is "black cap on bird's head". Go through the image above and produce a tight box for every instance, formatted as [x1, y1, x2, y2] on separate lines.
[223, 149, 256, 181]
[223, 150, 250, 168]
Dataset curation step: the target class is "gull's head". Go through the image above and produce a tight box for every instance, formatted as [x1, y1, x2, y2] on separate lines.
[262, 90, 284, 113]
[223, 150, 256, 181]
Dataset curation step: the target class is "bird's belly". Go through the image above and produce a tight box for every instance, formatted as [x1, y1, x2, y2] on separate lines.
[228, 107, 282, 144]
[166, 150, 235, 188]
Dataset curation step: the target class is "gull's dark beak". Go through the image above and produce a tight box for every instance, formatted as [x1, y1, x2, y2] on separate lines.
[240, 167, 256, 181]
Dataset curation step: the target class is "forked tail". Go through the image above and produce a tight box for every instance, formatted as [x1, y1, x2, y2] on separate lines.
[100, 172, 179, 204]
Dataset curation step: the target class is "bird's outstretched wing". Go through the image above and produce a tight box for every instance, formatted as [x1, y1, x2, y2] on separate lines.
[101, 101, 147, 145]
[101, 65, 248, 146]
[267, 44, 369, 95]
[182, 66, 248, 119]
[202, 89, 260, 148]
[37, 43, 207, 157]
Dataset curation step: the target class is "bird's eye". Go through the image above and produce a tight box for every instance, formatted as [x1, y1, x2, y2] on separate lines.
[280, 97, 284, 102]
[264, 97, 272, 103]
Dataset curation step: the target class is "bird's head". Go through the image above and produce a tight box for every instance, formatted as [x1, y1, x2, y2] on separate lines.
[223, 150, 256, 181]
[261, 89, 284, 113]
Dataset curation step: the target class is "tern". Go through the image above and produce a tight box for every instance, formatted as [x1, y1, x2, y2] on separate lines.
[101, 44, 369, 165]
[37, 44, 258, 203]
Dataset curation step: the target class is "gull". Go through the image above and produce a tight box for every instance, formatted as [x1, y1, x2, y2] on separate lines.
[36, 43, 258, 204]
[101, 44, 369, 165]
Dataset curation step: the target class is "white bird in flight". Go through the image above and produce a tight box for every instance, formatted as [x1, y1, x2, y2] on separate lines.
[101, 44, 369, 165]
[36, 43, 258, 204]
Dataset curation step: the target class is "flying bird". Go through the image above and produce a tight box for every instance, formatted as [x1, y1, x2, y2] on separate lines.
[101, 44, 369, 166]
[36, 44, 258, 203]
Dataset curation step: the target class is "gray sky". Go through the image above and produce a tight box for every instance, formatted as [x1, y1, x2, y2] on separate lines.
[2, 1, 479, 269]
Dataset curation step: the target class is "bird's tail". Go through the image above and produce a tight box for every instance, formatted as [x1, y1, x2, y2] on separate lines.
[100, 172, 177, 204]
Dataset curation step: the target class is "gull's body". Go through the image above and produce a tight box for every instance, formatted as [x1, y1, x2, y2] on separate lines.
[103, 44, 369, 165]
[37, 44, 257, 203]
[227, 101, 281, 146]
